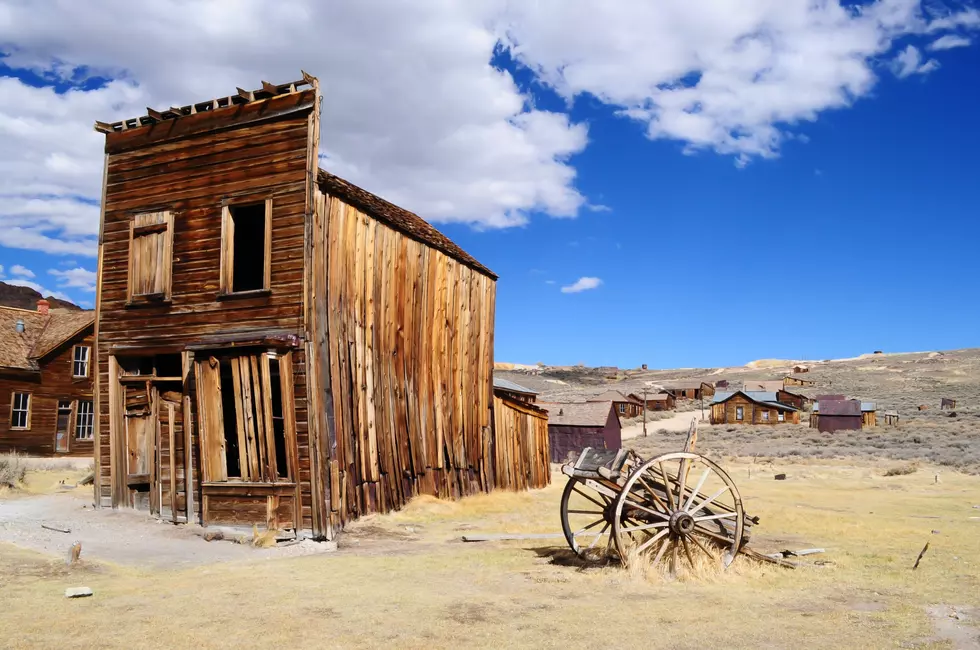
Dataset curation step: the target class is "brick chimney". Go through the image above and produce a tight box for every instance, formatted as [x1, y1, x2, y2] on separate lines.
[37, 299, 50, 315]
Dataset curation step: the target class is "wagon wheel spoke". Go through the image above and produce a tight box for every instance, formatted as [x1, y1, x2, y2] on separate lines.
[687, 531, 719, 561]
[636, 474, 671, 514]
[586, 522, 610, 550]
[670, 538, 679, 576]
[618, 521, 669, 535]
[621, 497, 670, 521]
[561, 478, 615, 560]
[572, 485, 607, 510]
[681, 536, 698, 570]
[657, 462, 676, 511]
[690, 485, 731, 517]
[684, 468, 711, 511]
[695, 512, 738, 523]
[675, 457, 689, 513]
[572, 518, 607, 536]
[651, 535, 673, 566]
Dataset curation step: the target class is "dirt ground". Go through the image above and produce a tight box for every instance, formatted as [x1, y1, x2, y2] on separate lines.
[2, 459, 980, 649]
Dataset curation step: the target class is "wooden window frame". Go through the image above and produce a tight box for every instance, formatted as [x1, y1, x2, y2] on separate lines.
[735, 406, 743, 421]
[10, 392, 31, 430]
[55, 400, 74, 453]
[777, 411, 785, 422]
[127, 210, 174, 305]
[761, 410, 770, 422]
[72, 345, 91, 378]
[219, 199, 273, 298]
[75, 400, 95, 440]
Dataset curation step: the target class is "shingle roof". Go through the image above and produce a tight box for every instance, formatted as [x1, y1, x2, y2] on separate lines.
[588, 390, 640, 404]
[0, 307, 94, 371]
[493, 376, 537, 395]
[814, 400, 861, 416]
[543, 401, 614, 427]
[317, 170, 496, 279]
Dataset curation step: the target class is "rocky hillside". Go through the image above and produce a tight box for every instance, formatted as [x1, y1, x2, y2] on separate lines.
[0, 281, 81, 311]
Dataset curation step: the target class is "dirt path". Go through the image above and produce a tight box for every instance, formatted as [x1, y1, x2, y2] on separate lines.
[621, 411, 704, 439]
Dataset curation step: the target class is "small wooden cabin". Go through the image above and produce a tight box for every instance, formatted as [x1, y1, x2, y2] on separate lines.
[91, 75, 519, 540]
[883, 411, 900, 426]
[710, 391, 799, 425]
[861, 402, 877, 427]
[589, 390, 642, 418]
[666, 381, 714, 401]
[941, 398, 956, 410]
[793, 365, 810, 374]
[543, 401, 621, 463]
[810, 400, 862, 432]
[776, 389, 810, 411]
[784, 375, 816, 387]
[0, 303, 95, 456]
[492, 376, 538, 403]
[628, 391, 675, 411]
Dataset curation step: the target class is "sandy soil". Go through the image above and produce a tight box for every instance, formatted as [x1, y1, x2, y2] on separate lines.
[0, 487, 334, 567]
[621, 411, 703, 439]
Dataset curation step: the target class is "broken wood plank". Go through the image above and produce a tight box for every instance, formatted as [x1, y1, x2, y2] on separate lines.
[462, 533, 566, 542]
[41, 524, 71, 534]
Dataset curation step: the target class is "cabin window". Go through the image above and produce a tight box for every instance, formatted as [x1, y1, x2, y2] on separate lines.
[72, 345, 90, 378]
[128, 210, 174, 303]
[10, 392, 31, 429]
[75, 401, 94, 440]
[220, 200, 272, 295]
[619, 403, 626, 414]
[777, 411, 785, 422]
[196, 351, 292, 483]
[762, 411, 770, 422]
[735, 406, 743, 421]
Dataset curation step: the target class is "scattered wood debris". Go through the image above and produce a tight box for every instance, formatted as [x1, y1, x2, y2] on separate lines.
[65, 587, 93, 599]
[41, 524, 70, 534]
[913, 542, 930, 570]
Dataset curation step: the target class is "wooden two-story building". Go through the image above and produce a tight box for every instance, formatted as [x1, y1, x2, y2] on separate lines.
[1, 302, 95, 456]
[91, 75, 513, 540]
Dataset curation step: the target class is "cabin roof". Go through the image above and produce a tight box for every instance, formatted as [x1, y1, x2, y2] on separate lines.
[632, 392, 671, 401]
[493, 376, 537, 395]
[712, 390, 798, 412]
[317, 170, 496, 279]
[813, 400, 861, 416]
[664, 380, 710, 390]
[588, 390, 640, 404]
[0, 306, 94, 370]
[542, 401, 614, 427]
[860, 402, 876, 412]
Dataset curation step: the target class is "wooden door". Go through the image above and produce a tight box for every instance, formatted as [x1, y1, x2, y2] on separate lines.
[158, 400, 180, 521]
[124, 384, 157, 512]
[55, 401, 72, 453]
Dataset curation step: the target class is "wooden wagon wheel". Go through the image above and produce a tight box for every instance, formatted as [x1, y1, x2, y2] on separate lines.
[611, 452, 745, 575]
[559, 476, 617, 560]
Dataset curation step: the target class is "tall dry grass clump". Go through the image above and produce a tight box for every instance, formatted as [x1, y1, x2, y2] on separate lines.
[0, 453, 28, 488]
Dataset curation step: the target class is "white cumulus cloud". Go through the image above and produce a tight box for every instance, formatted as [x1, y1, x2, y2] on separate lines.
[561, 277, 602, 293]
[928, 34, 972, 50]
[892, 45, 941, 77]
[48, 267, 97, 292]
[10, 264, 35, 278]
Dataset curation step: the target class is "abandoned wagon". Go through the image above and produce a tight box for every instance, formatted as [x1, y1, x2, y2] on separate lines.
[543, 401, 621, 463]
[0, 302, 94, 456]
[710, 391, 800, 425]
[91, 75, 523, 540]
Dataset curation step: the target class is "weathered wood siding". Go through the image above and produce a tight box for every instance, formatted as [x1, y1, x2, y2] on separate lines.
[862, 411, 877, 427]
[316, 188, 497, 529]
[710, 394, 799, 425]
[0, 328, 94, 456]
[95, 90, 318, 526]
[548, 409, 621, 463]
[492, 395, 550, 491]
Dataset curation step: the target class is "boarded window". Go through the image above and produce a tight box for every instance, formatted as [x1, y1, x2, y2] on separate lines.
[75, 400, 94, 440]
[735, 406, 743, 421]
[10, 392, 30, 429]
[73, 345, 90, 378]
[220, 201, 272, 294]
[128, 210, 174, 302]
[196, 351, 293, 483]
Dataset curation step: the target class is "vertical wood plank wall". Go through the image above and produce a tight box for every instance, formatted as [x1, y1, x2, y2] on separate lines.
[491, 396, 550, 491]
[316, 188, 498, 529]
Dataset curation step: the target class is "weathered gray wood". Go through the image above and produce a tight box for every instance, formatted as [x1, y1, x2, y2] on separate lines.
[462, 533, 566, 542]
[65, 587, 93, 598]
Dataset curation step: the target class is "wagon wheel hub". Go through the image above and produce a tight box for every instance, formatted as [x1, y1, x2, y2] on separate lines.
[668, 510, 696, 537]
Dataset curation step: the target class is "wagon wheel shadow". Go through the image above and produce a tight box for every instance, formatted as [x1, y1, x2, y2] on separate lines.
[524, 545, 619, 570]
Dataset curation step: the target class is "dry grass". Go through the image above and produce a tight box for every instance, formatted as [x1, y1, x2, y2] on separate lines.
[0, 453, 28, 488]
[3, 458, 978, 649]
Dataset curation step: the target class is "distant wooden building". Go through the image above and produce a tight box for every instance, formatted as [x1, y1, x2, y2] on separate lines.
[710, 391, 799, 425]
[861, 402, 877, 428]
[811, 400, 862, 432]
[492, 388, 549, 491]
[0, 303, 95, 457]
[793, 365, 810, 374]
[744, 380, 785, 393]
[883, 411, 900, 426]
[714, 379, 730, 389]
[588, 390, 642, 418]
[784, 376, 816, 388]
[543, 401, 621, 463]
[493, 376, 538, 403]
[666, 381, 715, 401]
[776, 389, 811, 411]
[90, 75, 532, 540]
[941, 398, 956, 410]
[628, 391, 675, 411]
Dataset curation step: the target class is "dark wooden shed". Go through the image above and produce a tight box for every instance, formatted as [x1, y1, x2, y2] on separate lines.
[776, 389, 810, 411]
[810, 399, 862, 432]
[543, 401, 621, 463]
[589, 390, 642, 418]
[628, 391, 675, 411]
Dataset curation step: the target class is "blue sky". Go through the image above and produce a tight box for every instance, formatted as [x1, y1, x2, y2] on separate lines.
[2, 1, 979, 368]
